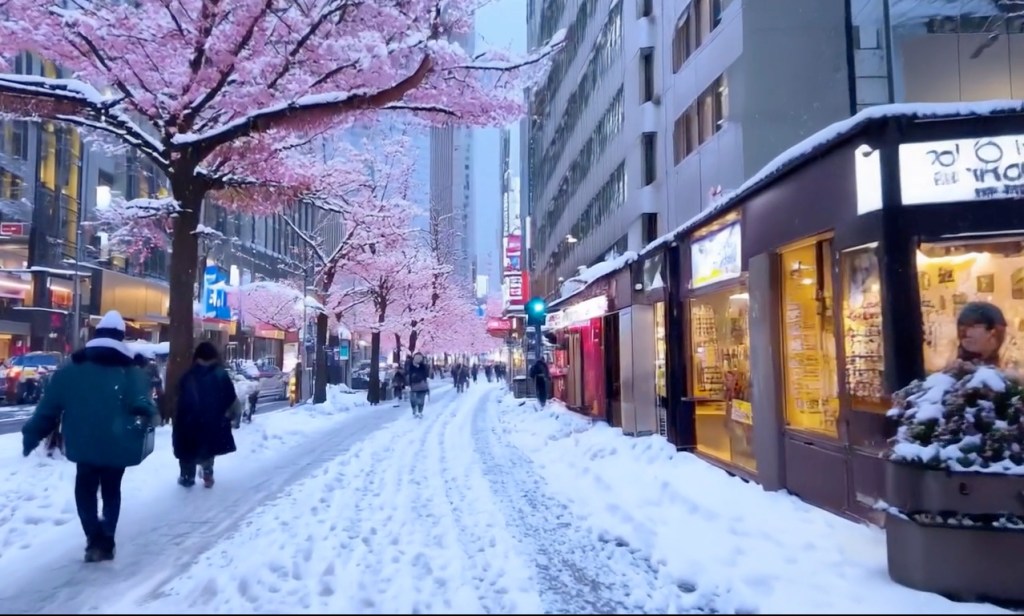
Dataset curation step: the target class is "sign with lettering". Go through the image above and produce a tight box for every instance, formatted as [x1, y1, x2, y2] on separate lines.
[900, 135, 1024, 205]
[690, 222, 742, 289]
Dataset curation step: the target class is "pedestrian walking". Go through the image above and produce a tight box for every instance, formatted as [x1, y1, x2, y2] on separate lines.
[530, 356, 551, 407]
[21, 310, 157, 563]
[484, 364, 494, 382]
[391, 364, 406, 406]
[407, 352, 430, 418]
[173, 342, 240, 489]
[471, 363, 479, 383]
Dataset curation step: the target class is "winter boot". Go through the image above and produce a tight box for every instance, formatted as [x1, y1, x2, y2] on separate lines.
[202, 468, 215, 489]
[178, 475, 195, 488]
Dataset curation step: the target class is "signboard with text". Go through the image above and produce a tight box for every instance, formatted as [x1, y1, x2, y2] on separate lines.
[690, 223, 741, 289]
[201, 265, 231, 320]
[900, 135, 1024, 205]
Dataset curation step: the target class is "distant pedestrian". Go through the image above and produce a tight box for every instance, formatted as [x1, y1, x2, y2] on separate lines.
[173, 342, 240, 489]
[392, 365, 406, 404]
[530, 356, 551, 407]
[484, 364, 494, 382]
[406, 352, 430, 418]
[21, 310, 157, 563]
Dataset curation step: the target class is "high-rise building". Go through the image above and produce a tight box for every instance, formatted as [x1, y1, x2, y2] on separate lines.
[430, 26, 476, 291]
[526, 0, 1024, 299]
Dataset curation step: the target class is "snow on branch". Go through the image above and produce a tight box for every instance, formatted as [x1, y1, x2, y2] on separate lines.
[89, 196, 180, 257]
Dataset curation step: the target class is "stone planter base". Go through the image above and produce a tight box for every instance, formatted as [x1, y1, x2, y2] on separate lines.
[886, 512, 1024, 603]
[886, 461, 1024, 516]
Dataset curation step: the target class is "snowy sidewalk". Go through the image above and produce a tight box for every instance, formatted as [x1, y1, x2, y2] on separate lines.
[494, 396, 1010, 615]
[99, 383, 700, 614]
[0, 385, 420, 614]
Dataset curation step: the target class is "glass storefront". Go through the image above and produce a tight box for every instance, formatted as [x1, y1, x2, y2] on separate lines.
[654, 301, 667, 437]
[689, 286, 755, 470]
[917, 238, 1024, 372]
[842, 245, 887, 412]
[779, 239, 839, 437]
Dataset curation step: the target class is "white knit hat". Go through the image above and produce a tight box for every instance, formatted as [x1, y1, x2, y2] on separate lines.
[85, 310, 132, 358]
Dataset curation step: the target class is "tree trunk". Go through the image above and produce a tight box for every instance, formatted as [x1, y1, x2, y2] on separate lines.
[409, 328, 418, 355]
[393, 333, 402, 364]
[313, 312, 328, 404]
[367, 330, 381, 405]
[163, 195, 202, 421]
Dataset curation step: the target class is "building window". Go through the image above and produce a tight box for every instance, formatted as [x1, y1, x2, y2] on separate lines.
[640, 48, 655, 103]
[675, 74, 729, 166]
[917, 239, 1024, 374]
[780, 238, 839, 437]
[641, 132, 657, 186]
[672, 13, 692, 72]
[690, 286, 755, 470]
[638, 0, 652, 17]
[842, 245, 886, 412]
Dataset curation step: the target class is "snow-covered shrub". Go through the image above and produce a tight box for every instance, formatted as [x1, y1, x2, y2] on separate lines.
[887, 360, 1024, 474]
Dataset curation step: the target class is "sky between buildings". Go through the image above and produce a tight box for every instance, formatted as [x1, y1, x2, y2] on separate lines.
[472, 0, 526, 299]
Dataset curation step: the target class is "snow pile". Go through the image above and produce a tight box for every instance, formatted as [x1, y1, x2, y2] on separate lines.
[888, 361, 1024, 475]
[496, 396, 1006, 614]
[0, 388, 370, 575]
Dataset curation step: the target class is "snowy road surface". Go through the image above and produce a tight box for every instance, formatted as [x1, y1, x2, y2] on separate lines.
[0, 382, 1007, 614]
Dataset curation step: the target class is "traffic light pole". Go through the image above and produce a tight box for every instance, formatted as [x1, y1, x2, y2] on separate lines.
[531, 322, 543, 364]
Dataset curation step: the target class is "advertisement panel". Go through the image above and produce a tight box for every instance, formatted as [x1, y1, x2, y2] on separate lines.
[201, 265, 231, 320]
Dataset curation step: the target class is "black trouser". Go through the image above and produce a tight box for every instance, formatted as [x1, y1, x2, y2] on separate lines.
[74, 463, 126, 548]
[535, 377, 549, 406]
[180, 458, 214, 481]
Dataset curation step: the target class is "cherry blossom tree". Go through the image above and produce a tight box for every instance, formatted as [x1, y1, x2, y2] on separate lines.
[230, 280, 323, 332]
[286, 135, 416, 403]
[0, 0, 564, 413]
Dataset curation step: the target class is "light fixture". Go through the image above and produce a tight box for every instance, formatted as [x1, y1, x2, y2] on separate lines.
[95, 185, 112, 209]
[729, 292, 749, 301]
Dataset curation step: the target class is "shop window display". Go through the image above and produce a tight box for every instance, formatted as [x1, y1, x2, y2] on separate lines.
[780, 240, 840, 437]
[918, 239, 1024, 373]
[689, 287, 755, 470]
[842, 245, 887, 412]
[654, 301, 668, 438]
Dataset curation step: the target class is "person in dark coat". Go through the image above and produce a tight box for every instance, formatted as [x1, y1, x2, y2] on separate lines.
[406, 352, 431, 418]
[173, 342, 239, 489]
[21, 310, 157, 563]
[530, 357, 551, 406]
[391, 366, 406, 402]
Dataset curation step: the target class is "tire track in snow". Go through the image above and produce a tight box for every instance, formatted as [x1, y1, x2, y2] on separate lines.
[103, 384, 541, 614]
[471, 390, 707, 615]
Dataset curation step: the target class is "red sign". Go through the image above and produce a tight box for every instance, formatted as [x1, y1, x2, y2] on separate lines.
[0, 222, 27, 237]
[505, 234, 522, 256]
[486, 317, 512, 334]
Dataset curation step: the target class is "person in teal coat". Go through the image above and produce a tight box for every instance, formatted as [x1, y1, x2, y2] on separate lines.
[21, 310, 157, 563]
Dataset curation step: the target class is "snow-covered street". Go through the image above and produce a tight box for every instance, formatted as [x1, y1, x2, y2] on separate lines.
[0, 382, 1010, 614]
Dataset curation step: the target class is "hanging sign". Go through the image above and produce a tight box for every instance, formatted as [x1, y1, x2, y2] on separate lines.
[690, 222, 742, 288]
[900, 135, 1024, 205]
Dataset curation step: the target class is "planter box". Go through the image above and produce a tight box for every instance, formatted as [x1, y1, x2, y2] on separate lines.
[885, 461, 1024, 517]
[886, 512, 1024, 603]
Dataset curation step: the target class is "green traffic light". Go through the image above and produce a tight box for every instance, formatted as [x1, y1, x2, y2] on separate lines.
[527, 298, 546, 315]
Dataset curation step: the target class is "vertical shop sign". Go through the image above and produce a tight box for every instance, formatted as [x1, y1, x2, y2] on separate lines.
[202, 265, 231, 320]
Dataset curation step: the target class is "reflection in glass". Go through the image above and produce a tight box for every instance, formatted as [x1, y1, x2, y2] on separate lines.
[689, 286, 755, 470]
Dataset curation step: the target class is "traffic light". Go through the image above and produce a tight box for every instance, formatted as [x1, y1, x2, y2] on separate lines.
[526, 296, 547, 327]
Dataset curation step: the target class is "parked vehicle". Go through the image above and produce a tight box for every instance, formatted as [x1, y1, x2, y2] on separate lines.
[2, 352, 63, 404]
[254, 361, 288, 401]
